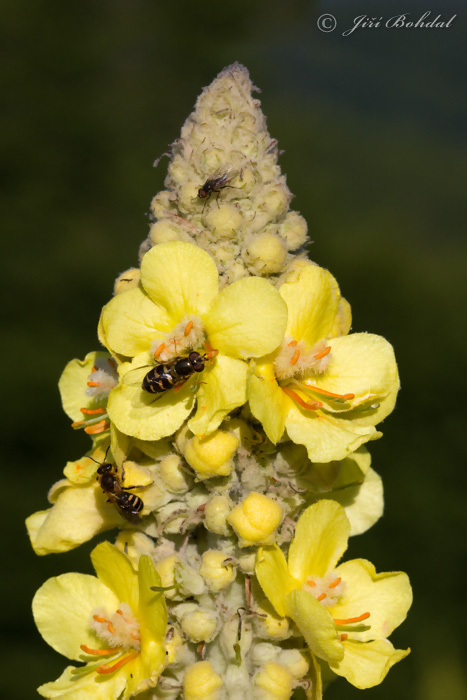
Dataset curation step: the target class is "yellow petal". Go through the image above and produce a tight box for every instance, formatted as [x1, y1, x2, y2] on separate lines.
[188, 355, 248, 436]
[91, 542, 138, 612]
[107, 382, 194, 441]
[329, 297, 352, 338]
[138, 556, 167, 665]
[26, 483, 122, 555]
[332, 467, 384, 536]
[255, 545, 299, 618]
[286, 405, 380, 463]
[141, 241, 219, 318]
[38, 665, 126, 699]
[288, 501, 350, 581]
[285, 590, 344, 664]
[333, 559, 412, 641]
[279, 264, 340, 346]
[205, 277, 287, 359]
[330, 639, 410, 689]
[307, 654, 323, 700]
[341, 381, 400, 427]
[248, 358, 289, 444]
[58, 352, 110, 422]
[101, 286, 172, 357]
[33, 573, 118, 660]
[306, 334, 399, 412]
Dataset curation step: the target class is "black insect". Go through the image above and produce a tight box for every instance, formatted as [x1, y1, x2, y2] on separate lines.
[90, 448, 145, 523]
[197, 165, 238, 208]
[142, 351, 207, 394]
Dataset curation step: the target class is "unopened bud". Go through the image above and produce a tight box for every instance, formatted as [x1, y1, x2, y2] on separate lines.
[184, 430, 239, 479]
[228, 492, 283, 547]
[183, 661, 223, 700]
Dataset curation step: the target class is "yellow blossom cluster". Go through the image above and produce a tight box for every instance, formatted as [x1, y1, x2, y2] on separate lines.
[28, 64, 411, 700]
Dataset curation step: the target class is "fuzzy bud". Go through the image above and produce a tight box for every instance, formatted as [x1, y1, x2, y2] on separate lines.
[277, 649, 309, 680]
[149, 219, 184, 245]
[227, 492, 283, 547]
[204, 495, 233, 535]
[183, 661, 223, 700]
[254, 662, 294, 700]
[181, 610, 219, 643]
[205, 203, 243, 239]
[254, 600, 290, 640]
[279, 211, 308, 251]
[184, 430, 239, 479]
[113, 267, 141, 295]
[159, 454, 191, 493]
[200, 550, 236, 592]
[247, 232, 287, 273]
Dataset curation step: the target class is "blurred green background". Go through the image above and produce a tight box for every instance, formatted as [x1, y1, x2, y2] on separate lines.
[2, 0, 466, 697]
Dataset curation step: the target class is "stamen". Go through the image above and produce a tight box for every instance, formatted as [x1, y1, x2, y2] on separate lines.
[184, 320, 194, 336]
[301, 383, 355, 401]
[93, 615, 107, 623]
[291, 349, 301, 365]
[87, 381, 99, 387]
[85, 420, 110, 435]
[80, 644, 121, 656]
[313, 346, 331, 360]
[288, 340, 298, 347]
[96, 652, 138, 675]
[329, 577, 342, 589]
[333, 612, 370, 625]
[154, 343, 165, 359]
[282, 387, 323, 411]
[306, 579, 316, 587]
[107, 622, 116, 634]
[317, 593, 327, 601]
[91, 366, 97, 373]
[80, 407, 106, 415]
[339, 634, 348, 642]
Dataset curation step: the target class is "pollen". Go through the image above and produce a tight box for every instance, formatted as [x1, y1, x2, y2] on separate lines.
[274, 336, 332, 381]
[303, 571, 346, 608]
[90, 603, 141, 651]
[150, 315, 205, 361]
[85, 357, 119, 399]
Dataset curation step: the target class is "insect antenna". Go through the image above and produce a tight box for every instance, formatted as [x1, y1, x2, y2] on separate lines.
[86, 445, 110, 466]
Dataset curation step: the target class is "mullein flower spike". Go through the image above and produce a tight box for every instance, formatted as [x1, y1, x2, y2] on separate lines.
[29, 63, 411, 698]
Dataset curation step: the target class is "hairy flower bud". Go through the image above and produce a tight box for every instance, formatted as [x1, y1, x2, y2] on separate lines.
[228, 492, 283, 547]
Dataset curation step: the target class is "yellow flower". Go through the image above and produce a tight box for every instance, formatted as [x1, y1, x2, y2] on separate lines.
[256, 500, 412, 689]
[100, 241, 287, 441]
[32, 542, 169, 698]
[249, 263, 399, 462]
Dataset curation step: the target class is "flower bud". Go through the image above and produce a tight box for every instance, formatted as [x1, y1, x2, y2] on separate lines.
[206, 203, 243, 239]
[262, 184, 290, 217]
[115, 531, 155, 568]
[155, 554, 179, 597]
[200, 550, 236, 592]
[277, 649, 309, 680]
[227, 492, 283, 547]
[181, 610, 219, 643]
[184, 430, 239, 479]
[204, 495, 233, 535]
[151, 190, 174, 218]
[247, 232, 287, 273]
[183, 661, 223, 700]
[254, 662, 294, 700]
[279, 212, 308, 251]
[159, 454, 191, 493]
[149, 220, 183, 245]
[254, 600, 290, 640]
[114, 267, 140, 294]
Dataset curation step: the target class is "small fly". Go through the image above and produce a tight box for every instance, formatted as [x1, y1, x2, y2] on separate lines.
[197, 164, 239, 210]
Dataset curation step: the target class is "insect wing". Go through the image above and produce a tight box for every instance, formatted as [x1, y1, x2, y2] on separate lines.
[209, 164, 238, 188]
[116, 502, 142, 524]
[121, 364, 154, 387]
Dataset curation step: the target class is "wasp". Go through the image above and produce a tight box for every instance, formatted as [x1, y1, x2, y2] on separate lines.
[142, 351, 210, 394]
[198, 164, 239, 209]
[89, 448, 146, 523]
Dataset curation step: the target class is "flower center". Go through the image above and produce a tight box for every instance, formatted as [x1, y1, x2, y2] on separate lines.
[80, 602, 141, 675]
[71, 358, 117, 435]
[150, 315, 206, 362]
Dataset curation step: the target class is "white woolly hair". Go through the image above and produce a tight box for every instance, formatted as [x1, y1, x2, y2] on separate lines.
[150, 315, 206, 361]
[302, 570, 346, 609]
[274, 336, 332, 382]
[90, 603, 141, 650]
[85, 357, 119, 398]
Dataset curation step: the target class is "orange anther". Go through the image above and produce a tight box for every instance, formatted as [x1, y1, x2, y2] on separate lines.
[282, 387, 323, 411]
[85, 420, 109, 435]
[291, 349, 301, 365]
[329, 577, 342, 589]
[87, 381, 99, 387]
[301, 384, 355, 401]
[107, 622, 116, 634]
[339, 633, 348, 642]
[130, 632, 141, 641]
[317, 593, 327, 601]
[93, 615, 107, 623]
[288, 340, 298, 347]
[80, 407, 106, 415]
[184, 320, 194, 336]
[306, 579, 316, 587]
[80, 644, 122, 656]
[313, 346, 331, 360]
[333, 612, 370, 625]
[91, 366, 97, 373]
[96, 652, 138, 675]
[154, 343, 165, 359]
